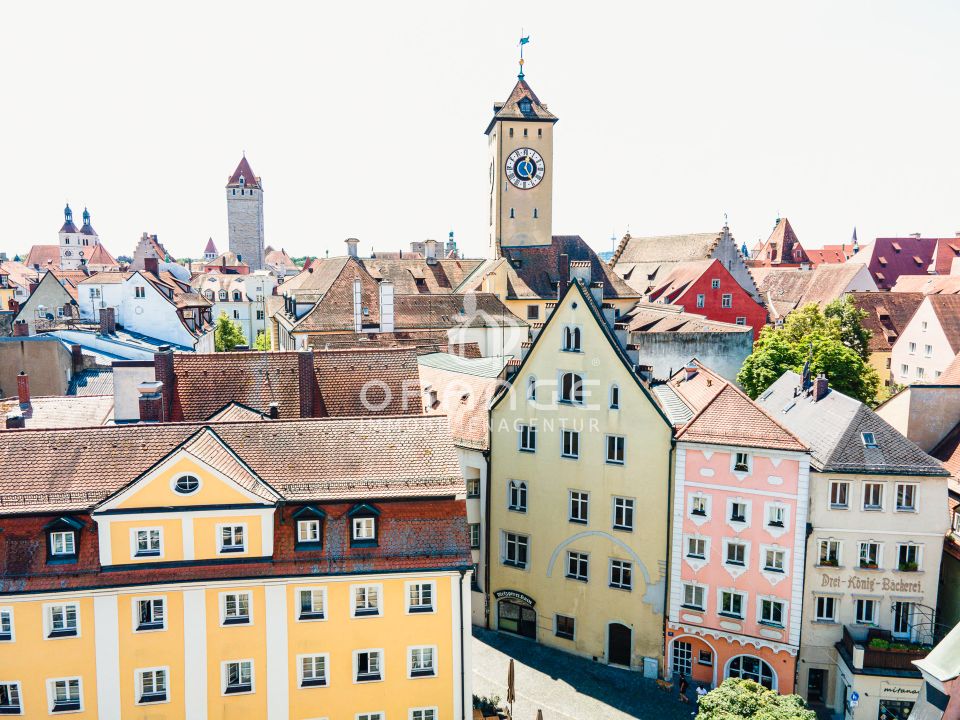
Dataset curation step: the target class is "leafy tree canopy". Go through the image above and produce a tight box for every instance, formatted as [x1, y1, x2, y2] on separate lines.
[214, 312, 245, 352]
[253, 330, 272, 351]
[697, 679, 816, 720]
[737, 299, 880, 404]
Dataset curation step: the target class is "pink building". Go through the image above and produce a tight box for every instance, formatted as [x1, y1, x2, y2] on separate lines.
[656, 362, 810, 692]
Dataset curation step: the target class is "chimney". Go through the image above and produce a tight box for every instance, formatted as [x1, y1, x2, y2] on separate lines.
[910, 233, 921, 239]
[62, 303, 73, 320]
[144, 256, 159, 277]
[17, 371, 30, 407]
[5, 410, 24, 430]
[345, 238, 359, 258]
[424, 239, 438, 263]
[590, 281, 604, 308]
[558, 253, 570, 297]
[137, 380, 164, 423]
[12, 320, 29, 337]
[298, 348, 315, 418]
[154, 346, 175, 422]
[98, 306, 116, 335]
[28, 281, 38, 295]
[268, 402, 279, 419]
[379, 281, 394, 333]
[684, 362, 698, 382]
[570, 260, 592, 286]
[70, 344, 84, 373]
[814, 374, 829, 402]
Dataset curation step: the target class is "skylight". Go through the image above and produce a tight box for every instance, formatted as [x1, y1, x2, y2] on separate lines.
[861, 432, 879, 449]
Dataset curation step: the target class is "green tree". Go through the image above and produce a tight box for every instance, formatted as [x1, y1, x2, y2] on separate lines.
[737, 302, 880, 404]
[214, 312, 245, 352]
[253, 330, 272, 351]
[697, 679, 816, 720]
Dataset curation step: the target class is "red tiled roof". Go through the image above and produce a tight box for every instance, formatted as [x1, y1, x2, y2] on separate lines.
[892, 275, 960, 295]
[939, 354, 960, 385]
[807, 245, 852, 266]
[749, 218, 811, 267]
[85, 243, 119, 268]
[930, 295, 960, 353]
[934, 239, 960, 275]
[848, 291, 924, 352]
[203, 237, 218, 255]
[0, 499, 470, 593]
[646, 259, 715, 303]
[485, 77, 558, 134]
[419, 364, 501, 450]
[24, 245, 61, 269]
[226, 156, 261, 189]
[864, 237, 938, 290]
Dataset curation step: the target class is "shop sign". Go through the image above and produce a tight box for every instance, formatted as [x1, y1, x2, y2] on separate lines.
[494, 589, 536, 607]
[880, 682, 919, 699]
[820, 575, 923, 594]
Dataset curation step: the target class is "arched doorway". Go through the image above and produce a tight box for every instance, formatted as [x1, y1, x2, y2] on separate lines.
[607, 623, 632, 667]
[726, 655, 777, 690]
[496, 592, 536, 640]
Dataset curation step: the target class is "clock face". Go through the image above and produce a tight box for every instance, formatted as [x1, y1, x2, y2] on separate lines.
[505, 148, 545, 189]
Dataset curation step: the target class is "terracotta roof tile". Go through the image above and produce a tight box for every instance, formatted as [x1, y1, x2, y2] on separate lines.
[930, 295, 960, 353]
[752, 264, 871, 315]
[863, 237, 938, 290]
[849, 292, 924, 352]
[485, 77, 557, 134]
[0, 395, 114, 429]
[24, 245, 61, 269]
[419, 360, 504, 449]
[892, 275, 960, 295]
[749, 218, 811, 267]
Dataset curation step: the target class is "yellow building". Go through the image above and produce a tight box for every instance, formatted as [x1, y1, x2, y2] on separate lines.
[0, 416, 472, 719]
[487, 276, 674, 672]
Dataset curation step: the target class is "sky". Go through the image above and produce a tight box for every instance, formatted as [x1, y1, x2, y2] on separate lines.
[3, 1, 959, 262]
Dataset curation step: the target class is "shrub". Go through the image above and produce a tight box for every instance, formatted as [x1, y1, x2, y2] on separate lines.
[869, 638, 890, 650]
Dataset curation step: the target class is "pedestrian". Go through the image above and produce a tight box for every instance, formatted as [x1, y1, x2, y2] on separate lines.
[697, 686, 708, 703]
[678, 673, 690, 704]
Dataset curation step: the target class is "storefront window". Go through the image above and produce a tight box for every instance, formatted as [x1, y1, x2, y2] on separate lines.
[879, 700, 914, 720]
[727, 656, 775, 690]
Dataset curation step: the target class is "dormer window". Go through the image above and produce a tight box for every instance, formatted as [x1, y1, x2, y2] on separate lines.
[348, 503, 381, 548]
[519, 97, 533, 114]
[232, 291, 242, 301]
[292, 506, 326, 551]
[45, 517, 83, 564]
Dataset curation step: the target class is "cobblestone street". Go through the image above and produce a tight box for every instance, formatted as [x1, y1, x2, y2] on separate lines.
[472, 627, 702, 720]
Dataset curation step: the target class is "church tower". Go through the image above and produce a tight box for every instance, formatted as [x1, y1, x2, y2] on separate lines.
[58, 204, 83, 270]
[486, 61, 557, 254]
[226, 155, 265, 271]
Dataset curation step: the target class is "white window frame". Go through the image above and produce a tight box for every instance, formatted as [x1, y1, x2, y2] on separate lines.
[220, 591, 253, 626]
[353, 649, 384, 684]
[762, 546, 786, 573]
[565, 550, 589, 582]
[686, 536, 708, 560]
[724, 538, 748, 567]
[814, 595, 838, 623]
[297, 519, 321, 544]
[408, 645, 438, 679]
[568, 490, 589, 523]
[819, 538, 842, 567]
[855, 598, 878, 626]
[49, 530, 76, 557]
[469, 523, 481, 549]
[605, 435, 625, 465]
[727, 498, 751, 527]
[612, 496, 634, 531]
[0, 681, 21, 714]
[711, 278, 721, 289]
[352, 516, 376, 541]
[896, 543, 921, 570]
[405, 581, 436, 614]
[297, 652, 330, 688]
[689, 493, 710, 519]
[359, 713, 385, 720]
[131, 527, 163, 559]
[859, 541, 882, 569]
[518, 424, 536, 452]
[135, 666, 169, 705]
[561, 429, 580, 459]
[766, 503, 787, 529]
[721, 293, 733, 308]
[829, 480, 850, 509]
[221, 659, 255, 695]
[895, 483, 918, 512]
[758, 597, 786, 627]
[862, 482, 884, 511]
[410, 708, 438, 720]
[133, 596, 166, 633]
[696, 293, 705, 308]
[44, 602, 80, 639]
[719, 589, 746, 619]
[0, 607, 14, 642]
[502, 531, 529, 569]
[217, 523, 247, 554]
[609, 558, 633, 590]
[47, 676, 83, 714]
[609, 384, 620, 409]
[296, 587, 327, 622]
[507, 480, 527, 512]
[682, 582, 707, 611]
[732, 452, 751, 473]
[351, 583, 383, 618]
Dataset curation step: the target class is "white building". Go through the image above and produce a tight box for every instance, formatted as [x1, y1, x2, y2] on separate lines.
[890, 295, 960, 385]
[191, 270, 277, 346]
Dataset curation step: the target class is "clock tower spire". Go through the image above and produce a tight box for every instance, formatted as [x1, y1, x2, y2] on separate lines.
[486, 41, 557, 255]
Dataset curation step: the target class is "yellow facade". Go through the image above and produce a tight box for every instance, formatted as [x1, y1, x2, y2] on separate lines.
[0, 436, 469, 718]
[488, 280, 673, 670]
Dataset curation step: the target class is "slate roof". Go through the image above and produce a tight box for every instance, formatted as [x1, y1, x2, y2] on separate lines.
[0, 415, 463, 515]
[226, 156, 261, 189]
[750, 218, 811, 266]
[485, 77, 558, 134]
[756, 371, 948, 475]
[863, 236, 938, 290]
[848, 292, 924, 353]
[892, 275, 960, 295]
[930, 295, 960, 353]
[67, 368, 114, 396]
[752, 264, 870, 316]
[0, 395, 114, 429]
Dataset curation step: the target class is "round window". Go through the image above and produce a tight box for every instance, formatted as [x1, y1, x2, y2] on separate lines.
[174, 475, 200, 494]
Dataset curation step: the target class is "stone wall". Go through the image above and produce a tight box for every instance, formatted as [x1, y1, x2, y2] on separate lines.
[227, 187, 265, 271]
[628, 330, 753, 382]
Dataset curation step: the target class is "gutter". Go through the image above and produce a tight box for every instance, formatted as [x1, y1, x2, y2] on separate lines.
[662, 438, 675, 675]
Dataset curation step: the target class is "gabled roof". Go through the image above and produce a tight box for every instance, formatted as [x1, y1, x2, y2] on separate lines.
[928, 295, 960, 353]
[610, 231, 720, 266]
[24, 245, 61, 269]
[360, 257, 483, 295]
[673, 368, 807, 452]
[84, 243, 119, 268]
[226, 156, 261, 189]
[848, 291, 924, 352]
[485, 78, 558, 134]
[863, 236, 938, 290]
[618, 303, 750, 334]
[206, 402, 268, 422]
[807, 245, 852, 266]
[939, 353, 960, 385]
[264, 246, 294, 267]
[892, 275, 960, 295]
[933, 238, 960, 275]
[646, 259, 716, 303]
[756, 371, 948, 475]
[750, 218, 811, 266]
[751, 264, 872, 316]
[419, 356, 507, 450]
[177, 427, 278, 502]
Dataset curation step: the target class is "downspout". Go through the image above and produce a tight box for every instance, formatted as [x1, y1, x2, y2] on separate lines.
[483, 446, 492, 628]
[459, 567, 467, 720]
[662, 438, 676, 676]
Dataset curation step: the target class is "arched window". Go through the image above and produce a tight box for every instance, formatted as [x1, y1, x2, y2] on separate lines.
[508, 481, 527, 512]
[218, 290, 228, 301]
[727, 656, 776, 690]
[610, 384, 620, 409]
[559, 372, 584, 405]
[527, 376, 536, 403]
[562, 326, 581, 352]
[232, 291, 242, 301]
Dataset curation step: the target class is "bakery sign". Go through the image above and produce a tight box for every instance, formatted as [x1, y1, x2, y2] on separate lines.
[880, 682, 919, 699]
[819, 574, 922, 594]
[494, 589, 535, 607]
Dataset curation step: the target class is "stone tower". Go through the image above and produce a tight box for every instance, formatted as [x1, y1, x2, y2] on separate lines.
[486, 69, 558, 255]
[226, 155, 265, 271]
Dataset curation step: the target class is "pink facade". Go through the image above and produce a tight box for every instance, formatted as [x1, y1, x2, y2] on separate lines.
[667, 440, 809, 693]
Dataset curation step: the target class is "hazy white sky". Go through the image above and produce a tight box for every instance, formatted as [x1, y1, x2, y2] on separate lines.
[4, 1, 959, 262]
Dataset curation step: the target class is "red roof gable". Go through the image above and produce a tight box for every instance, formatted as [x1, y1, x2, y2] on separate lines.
[865, 237, 937, 290]
[226, 156, 261, 189]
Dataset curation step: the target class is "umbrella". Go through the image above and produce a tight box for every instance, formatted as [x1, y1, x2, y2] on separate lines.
[507, 659, 516, 718]
[536, 711, 543, 720]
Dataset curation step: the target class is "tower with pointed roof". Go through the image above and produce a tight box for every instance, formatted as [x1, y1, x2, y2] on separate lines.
[486, 61, 558, 254]
[225, 155, 265, 271]
[58, 203, 84, 270]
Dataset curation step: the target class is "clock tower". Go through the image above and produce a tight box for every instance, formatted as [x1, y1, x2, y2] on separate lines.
[486, 69, 557, 254]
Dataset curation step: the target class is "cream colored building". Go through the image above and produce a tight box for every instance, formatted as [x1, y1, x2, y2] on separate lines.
[487, 277, 673, 673]
[758, 372, 950, 720]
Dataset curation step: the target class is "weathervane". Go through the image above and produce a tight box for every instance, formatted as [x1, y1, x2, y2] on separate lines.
[518, 31, 530, 80]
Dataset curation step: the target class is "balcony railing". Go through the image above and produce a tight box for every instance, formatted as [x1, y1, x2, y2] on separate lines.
[839, 625, 929, 673]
